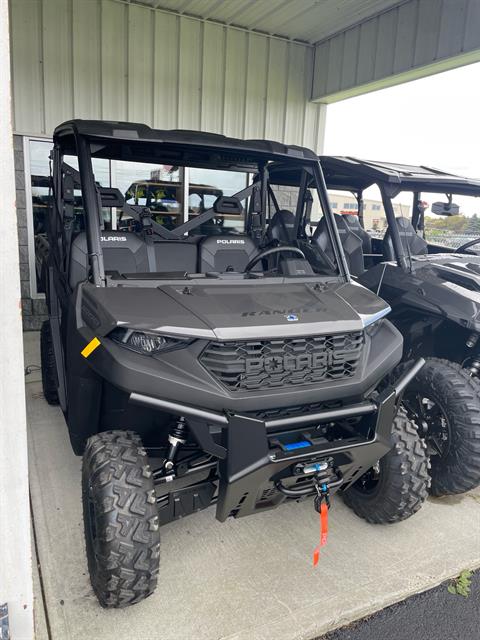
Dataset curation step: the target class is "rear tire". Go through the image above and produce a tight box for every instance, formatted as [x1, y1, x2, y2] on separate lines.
[40, 320, 59, 405]
[402, 358, 480, 496]
[343, 408, 430, 523]
[82, 431, 160, 608]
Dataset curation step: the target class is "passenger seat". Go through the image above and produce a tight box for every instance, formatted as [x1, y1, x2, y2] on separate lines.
[315, 214, 365, 277]
[198, 235, 259, 272]
[382, 217, 428, 261]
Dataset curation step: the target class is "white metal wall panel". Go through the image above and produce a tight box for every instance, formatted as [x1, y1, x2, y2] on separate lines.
[10, 0, 325, 151]
[101, 0, 127, 120]
[178, 17, 202, 129]
[72, 0, 101, 119]
[10, 0, 44, 134]
[201, 22, 225, 133]
[244, 34, 268, 139]
[42, 0, 73, 133]
[128, 3, 154, 125]
[264, 38, 288, 141]
[153, 10, 179, 128]
[223, 28, 248, 138]
[312, 0, 480, 102]
[284, 43, 309, 145]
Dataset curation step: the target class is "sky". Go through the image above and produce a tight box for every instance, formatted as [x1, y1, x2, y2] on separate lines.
[324, 61, 480, 215]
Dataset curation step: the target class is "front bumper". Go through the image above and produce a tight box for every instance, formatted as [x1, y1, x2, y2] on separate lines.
[132, 359, 425, 521]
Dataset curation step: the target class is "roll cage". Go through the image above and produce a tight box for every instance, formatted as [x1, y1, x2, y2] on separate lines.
[320, 156, 480, 271]
[48, 120, 350, 292]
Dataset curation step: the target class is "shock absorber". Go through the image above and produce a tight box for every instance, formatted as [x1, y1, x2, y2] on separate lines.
[164, 417, 188, 471]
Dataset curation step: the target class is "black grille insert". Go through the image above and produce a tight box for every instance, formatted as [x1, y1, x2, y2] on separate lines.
[200, 332, 364, 391]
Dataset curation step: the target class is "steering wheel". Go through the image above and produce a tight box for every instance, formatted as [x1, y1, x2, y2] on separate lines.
[456, 237, 480, 253]
[244, 245, 305, 273]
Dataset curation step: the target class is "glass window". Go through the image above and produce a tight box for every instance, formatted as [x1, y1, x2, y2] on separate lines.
[187, 167, 248, 234]
[117, 162, 184, 231]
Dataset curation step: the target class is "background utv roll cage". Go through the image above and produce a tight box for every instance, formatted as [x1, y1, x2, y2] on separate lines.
[319, 156, 480, 272]
[50, 122, 351, 288]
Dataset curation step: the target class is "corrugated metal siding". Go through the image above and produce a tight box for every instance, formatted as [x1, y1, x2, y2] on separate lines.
[9, 0, 325, 150]
[312, 0, 480, 102]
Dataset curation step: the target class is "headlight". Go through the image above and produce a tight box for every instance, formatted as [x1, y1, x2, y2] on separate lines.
[109, 327, 192, 355]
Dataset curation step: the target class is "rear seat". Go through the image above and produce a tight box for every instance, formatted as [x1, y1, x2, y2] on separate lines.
[69, 231, 200, 288]
[153, 239, 198, 274]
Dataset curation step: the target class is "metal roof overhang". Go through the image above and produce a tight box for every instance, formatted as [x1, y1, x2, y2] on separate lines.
[129, 0, 404, 45]
[128, 1, 480, 104]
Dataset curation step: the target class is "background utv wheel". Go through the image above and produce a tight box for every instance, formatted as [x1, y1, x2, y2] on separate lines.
[402, 358, 480, 496]
[40, 320, 59, 405]
[343, 408, 430, 523]
[82, 431, 160, 608]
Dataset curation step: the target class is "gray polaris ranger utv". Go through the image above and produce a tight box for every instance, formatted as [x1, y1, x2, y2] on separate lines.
[319, 156, 480, 497]
[40, 120, 427, 608]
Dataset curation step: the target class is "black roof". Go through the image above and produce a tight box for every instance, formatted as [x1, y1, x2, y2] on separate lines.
[53, 120, 318, 170]
[320, 156, 480, 197]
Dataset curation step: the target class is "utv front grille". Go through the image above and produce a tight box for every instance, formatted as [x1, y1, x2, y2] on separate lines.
[200, 332, 364, 392]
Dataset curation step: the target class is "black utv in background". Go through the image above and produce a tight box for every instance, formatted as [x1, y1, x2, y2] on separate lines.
[40, 121, 427, 608]
[319, 156, 480, 497]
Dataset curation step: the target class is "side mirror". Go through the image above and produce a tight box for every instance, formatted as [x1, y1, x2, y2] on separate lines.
[431, 201, 460, 216]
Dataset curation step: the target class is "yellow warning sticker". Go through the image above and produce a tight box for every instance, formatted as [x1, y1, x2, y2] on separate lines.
[81, 337, 101, 358]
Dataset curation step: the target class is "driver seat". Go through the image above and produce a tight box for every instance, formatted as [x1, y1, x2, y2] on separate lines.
[383, 217, 428, 261]
[314, 214, 365, 277]
[266, 209, 297, 244]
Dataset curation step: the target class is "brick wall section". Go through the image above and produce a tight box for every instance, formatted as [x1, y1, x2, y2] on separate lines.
[14, 135, 48, 330]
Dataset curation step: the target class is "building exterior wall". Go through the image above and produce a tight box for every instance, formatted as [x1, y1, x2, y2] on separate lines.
[14, 135, 48, 329]
[10, 0, 325, 150]
[327, 192, 410, 230]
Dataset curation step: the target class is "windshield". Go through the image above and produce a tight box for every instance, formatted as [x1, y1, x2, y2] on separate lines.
[54, 137, 346, 287]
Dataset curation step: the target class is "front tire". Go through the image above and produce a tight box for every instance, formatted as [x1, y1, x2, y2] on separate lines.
[343, 408, 430, 523]
[40, 320, 59, 405]
[82, 431, 160, 608]
[403, 358, 480, 496]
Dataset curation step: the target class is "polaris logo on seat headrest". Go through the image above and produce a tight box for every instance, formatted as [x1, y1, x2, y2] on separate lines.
[101, 236, 127, 242]
[216, 239, 245, 245]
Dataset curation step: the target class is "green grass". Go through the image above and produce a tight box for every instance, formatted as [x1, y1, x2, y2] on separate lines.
[447, 570, 473, 597]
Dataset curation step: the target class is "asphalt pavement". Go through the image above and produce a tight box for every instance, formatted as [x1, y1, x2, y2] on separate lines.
[321, 570, 480, 640]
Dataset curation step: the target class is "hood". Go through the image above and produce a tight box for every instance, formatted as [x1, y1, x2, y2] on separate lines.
[82, 280, 390, 340]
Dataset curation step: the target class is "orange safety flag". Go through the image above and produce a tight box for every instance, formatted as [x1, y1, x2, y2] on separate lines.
[313, 502, 329, 566]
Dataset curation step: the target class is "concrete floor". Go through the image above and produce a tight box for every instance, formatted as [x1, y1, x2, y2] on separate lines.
[24, 331, 480, 640]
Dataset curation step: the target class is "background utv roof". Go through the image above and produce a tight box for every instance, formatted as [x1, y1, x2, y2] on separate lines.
[320, 156, 480, 196]
[53, 119, 318, 164]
